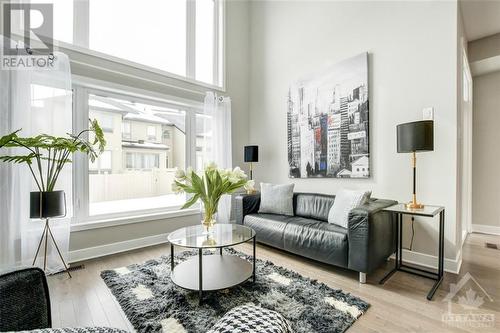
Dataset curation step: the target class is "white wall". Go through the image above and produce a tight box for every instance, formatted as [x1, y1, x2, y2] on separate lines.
[468, 33, 500, 77]
[472, 71, 500, 232]
[248, 0, 460, 260]
[456, 5, 473, 245]
[225, 0, 250, 169]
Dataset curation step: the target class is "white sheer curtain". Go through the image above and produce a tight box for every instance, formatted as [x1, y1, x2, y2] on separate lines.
[202, 92, 232, 223]
[0, 41, 73, 274]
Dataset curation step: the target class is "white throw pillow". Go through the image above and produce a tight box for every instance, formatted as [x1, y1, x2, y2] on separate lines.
[328, 189, 371, 228]
[258, 183, 295, 216]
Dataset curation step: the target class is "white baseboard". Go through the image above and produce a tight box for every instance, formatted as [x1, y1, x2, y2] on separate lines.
[471, 224, 500, 236]
[69, 233, 169, 263]
[390, 248, 462, 274]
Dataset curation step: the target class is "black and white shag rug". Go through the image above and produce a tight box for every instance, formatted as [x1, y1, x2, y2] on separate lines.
[101, 248, 369, 333]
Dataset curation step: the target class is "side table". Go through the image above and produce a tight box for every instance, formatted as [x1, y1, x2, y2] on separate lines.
[379, 203, 445, 300]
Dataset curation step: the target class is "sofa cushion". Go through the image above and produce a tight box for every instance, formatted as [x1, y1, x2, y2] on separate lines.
[284, 218, 348, 267]
[258, 183, 295, 216]
[244, 214, 294, 249]
[294, 193, 336, 222]
[328, 189, 371, 228]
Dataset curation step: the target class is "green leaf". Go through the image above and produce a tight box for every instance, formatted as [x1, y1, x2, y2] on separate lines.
[90, 118, 106, 153]
[181, 194, 200, 209]
[190, 172, 207, 199]
[0, 153, 38, 164]
[0, 130, 21, 148]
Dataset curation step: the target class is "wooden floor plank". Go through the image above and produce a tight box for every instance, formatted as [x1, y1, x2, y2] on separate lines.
[46, 232, 500, 332]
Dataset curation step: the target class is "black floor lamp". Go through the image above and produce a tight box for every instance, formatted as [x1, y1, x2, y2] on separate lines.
[244, 145, 259, 180]
[397, 120, 434, 209]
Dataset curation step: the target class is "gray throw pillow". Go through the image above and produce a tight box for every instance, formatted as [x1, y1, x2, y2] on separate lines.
[328, 189, 371, 228]
[258, 183, 294, 216]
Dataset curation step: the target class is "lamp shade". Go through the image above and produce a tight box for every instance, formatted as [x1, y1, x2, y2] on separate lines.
[244, 145, 259, 162]
[397, 120, 434, 153]
[30, 190, 66, 219]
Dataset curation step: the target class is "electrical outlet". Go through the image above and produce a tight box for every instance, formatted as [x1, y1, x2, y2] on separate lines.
[422, 107, 434, 120]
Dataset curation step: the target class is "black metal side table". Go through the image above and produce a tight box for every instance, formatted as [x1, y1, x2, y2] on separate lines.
[379, 203, 445, 300]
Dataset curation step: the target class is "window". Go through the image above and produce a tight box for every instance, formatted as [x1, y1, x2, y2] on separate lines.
[92, 112, 114, 132]
[195, 0, 215, 83]
[147, 126, 157, 142]
[125, 152, 160, 170]
[30, 0, 73, 44]
[88, 0, 187, 77]
[90, 150, 112, 173]
[79, 91, 190, 218]
[32, 0, 224, 86]
[122, 121, 131, 139]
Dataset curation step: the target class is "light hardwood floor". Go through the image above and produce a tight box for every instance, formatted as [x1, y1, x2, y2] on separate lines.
[47, 233, 500, 332]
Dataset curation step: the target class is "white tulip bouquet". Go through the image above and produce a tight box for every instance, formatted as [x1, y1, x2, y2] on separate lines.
[173, 162, 255, 229]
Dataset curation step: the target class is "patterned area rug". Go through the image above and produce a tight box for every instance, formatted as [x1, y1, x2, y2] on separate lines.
[101, 248, 369, 333]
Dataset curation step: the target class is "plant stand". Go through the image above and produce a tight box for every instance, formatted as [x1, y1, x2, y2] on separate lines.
[32, 218, 72, 278]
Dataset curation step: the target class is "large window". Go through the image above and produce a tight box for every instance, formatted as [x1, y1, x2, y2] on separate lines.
[74, 89, 195, 219]
[88, 0, 187, 77]
[33, 0, 224, 86]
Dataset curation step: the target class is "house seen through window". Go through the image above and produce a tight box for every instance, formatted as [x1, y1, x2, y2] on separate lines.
[88, 93, 187, 217]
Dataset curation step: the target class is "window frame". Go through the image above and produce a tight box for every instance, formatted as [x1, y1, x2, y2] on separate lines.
[45, 0, 225, 89]
[72, 77, 203, 226]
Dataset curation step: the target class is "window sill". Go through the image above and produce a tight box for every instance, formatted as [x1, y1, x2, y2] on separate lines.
[56, 40, 226, 93]
[70, 208, 200, 232]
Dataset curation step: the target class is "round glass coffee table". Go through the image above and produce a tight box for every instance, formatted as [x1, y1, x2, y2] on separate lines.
[167, 224, 256, 304]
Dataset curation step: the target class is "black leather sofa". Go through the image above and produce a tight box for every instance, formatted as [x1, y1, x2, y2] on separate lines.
[235, 192, 397, 283]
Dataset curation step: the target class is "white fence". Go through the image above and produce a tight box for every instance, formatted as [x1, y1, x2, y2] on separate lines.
[90, 169, 176, 203]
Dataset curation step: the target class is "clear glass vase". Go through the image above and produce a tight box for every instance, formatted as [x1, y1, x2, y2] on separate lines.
[202, 215, 216, 234]
[200, 203, 217, 234]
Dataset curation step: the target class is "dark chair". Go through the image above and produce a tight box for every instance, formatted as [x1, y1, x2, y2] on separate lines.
[0, 267, 128, 333]
[0, 267, 51, 331]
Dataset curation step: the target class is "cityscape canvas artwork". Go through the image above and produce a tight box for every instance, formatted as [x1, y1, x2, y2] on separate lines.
[287, 53, 370, 178]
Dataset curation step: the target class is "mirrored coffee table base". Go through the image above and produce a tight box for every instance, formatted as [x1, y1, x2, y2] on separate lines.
[168, 224, 256, 304]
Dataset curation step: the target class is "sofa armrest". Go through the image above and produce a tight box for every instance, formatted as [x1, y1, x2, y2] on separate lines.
[347, 198, 398, 274]
[0, 267, 51, 331]
[234, 193, 261, 225]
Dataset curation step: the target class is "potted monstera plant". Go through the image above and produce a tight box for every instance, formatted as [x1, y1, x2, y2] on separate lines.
[0, 119, 106, 275]
[173, 162, 255, 232]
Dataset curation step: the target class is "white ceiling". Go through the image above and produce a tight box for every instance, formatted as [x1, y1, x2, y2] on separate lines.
[461, 0, 500, 41]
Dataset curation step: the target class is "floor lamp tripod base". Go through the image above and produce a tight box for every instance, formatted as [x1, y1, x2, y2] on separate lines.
[32, 218, 72, 278]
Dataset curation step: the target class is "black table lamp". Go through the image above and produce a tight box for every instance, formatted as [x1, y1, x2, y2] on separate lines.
[244, 145, 258, 180]
[397, 120, 434, 209]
